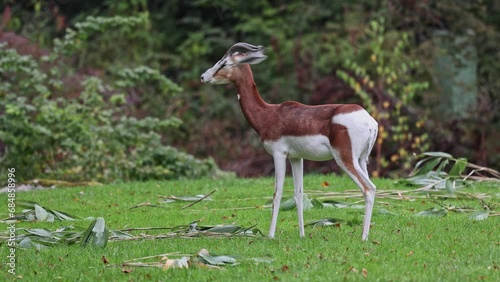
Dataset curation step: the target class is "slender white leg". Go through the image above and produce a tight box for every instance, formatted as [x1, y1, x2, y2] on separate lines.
[290, 158, 305, 237]
[269, 154, 286, 238]
[357, 162, 376, 241]
[361, 186, 375, 241]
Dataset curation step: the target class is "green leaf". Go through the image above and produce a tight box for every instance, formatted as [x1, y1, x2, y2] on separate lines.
[204, 225, 242, 234]
[197, 250, 237, 266]
[415, 157, 442, 176]
[449, 158, 468, 176]
[410, 156, 432, 176]
[278, 195, 315, 211]
[469, 211, 489, 221]
[110, 230, 134, 239]
[49, 209, 77, 221]
[311, 198, 324, 209]
[445, 179, 455, 194]
[303, 195, 314, 210]
[321, 200, 350, 208]
[435, 159, 449, 173]
[422, 152, 453, 158]
[280, 196, 296, 211]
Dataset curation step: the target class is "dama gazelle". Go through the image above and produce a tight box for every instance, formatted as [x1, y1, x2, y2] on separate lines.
[201, 43, 378, 241]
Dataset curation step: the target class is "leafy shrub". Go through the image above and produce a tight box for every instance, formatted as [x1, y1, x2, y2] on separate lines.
[0, 15, 225, 184]
[336, 18, 430, 176]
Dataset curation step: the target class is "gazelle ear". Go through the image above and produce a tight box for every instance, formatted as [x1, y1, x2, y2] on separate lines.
[232, 49, 267, 65]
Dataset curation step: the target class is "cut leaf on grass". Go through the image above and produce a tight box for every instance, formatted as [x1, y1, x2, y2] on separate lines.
[251, 257, 275, 264]
[25, 228, 54, 238]
[197, 249, 238, 266]
[378, 209, 397, 215]
[18, 237, 46, 250]
[204, 225, 243, 234]
[411, 157, 442, 177]
[5, 201, 78, 222]
[161, 256, 190, 269]
[469, 211, 489, 221]
[110, 230, 134, 239]
[266, 195, 316, 211]
[305, 218, 344, 227]
[280, 196, 297, 211]
[415, 208, 448, 217]
[121, 249, 239, 270]
[34, 204, 49, 222]
[129, 202, 162, 209]
[322, 200, 364, 209]
[160, 194, 214, 202]
[81, 217, 109, 247]
[311, 198, 324, 209]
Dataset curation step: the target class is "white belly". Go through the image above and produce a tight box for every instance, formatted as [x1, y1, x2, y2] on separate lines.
[263, 135, 333, 161]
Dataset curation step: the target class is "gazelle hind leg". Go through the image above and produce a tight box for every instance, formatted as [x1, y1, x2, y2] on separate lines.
[357, 162, 376, 241]
[331, 148, 375, 241]
[269, 154, 286, 238]
[290, 158, 305, 237]
[357, 128, 378, 240]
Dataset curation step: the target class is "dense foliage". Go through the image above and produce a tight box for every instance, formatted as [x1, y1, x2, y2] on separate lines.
[0, 14, 221, 183]
[1, 0, 499, 181]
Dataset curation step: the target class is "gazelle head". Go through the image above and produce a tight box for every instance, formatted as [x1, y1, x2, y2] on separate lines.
[200, 42, 267, 84]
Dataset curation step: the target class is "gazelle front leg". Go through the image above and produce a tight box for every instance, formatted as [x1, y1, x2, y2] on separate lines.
[290, 158, 305, 237]
[269, 154, 286, 238]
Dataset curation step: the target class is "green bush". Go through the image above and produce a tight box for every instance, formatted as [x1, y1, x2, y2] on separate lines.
[0, 15, 224, 184]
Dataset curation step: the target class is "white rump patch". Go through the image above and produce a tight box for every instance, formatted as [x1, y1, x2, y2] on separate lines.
[331, 109, 378, 159]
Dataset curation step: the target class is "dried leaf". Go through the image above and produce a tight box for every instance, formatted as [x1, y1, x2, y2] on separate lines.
[161, 256, 190, 269]
[362, 268, 368, 277]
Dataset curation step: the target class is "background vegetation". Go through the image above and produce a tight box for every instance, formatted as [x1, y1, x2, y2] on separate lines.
[1, 0, 499, 183]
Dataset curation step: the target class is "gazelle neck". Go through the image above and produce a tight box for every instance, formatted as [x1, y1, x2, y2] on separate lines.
[232, 64, 270, 134]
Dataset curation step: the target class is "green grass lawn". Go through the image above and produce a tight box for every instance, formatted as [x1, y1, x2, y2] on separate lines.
[1, 175, 499, 281]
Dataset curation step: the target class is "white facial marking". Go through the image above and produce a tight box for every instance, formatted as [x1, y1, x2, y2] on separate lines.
[237, 94, 240, 100]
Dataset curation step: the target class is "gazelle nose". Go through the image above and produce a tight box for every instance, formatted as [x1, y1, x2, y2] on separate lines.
[200, 75, 205, 82]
